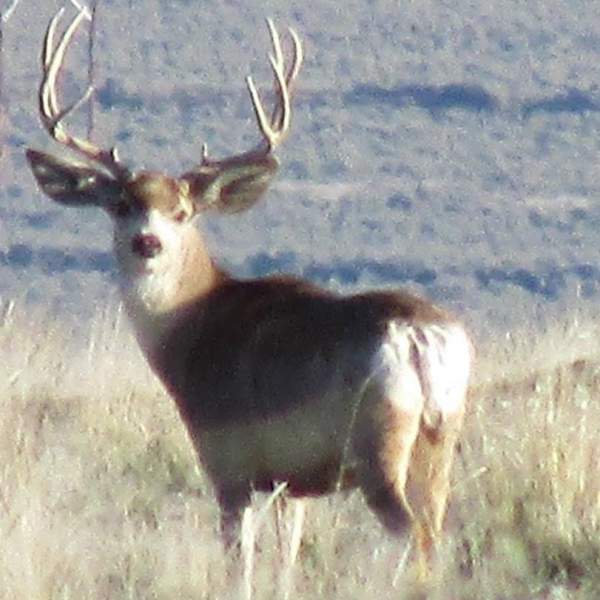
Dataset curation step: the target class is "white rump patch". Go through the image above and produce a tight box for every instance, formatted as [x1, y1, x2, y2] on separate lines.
[409, 323, 472, 427]
[372, 323, 425, 416]
[374, 321, 472, 426]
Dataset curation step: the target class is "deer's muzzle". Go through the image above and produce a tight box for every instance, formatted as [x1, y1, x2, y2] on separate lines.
[132, 233, 163, 259]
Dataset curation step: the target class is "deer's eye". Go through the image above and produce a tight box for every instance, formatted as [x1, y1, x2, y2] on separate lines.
[173, 209, 188, 223]
[112, 200, 132, 218]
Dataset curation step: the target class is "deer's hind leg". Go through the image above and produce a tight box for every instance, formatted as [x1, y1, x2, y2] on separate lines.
[354, 394, 423, 537]
[407, 410, 465, 578]
[350, 322, 433, 585]
[405, 323, 471, 576]
[352, 331, 425, 539]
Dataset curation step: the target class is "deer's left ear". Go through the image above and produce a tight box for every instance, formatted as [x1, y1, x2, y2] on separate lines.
[181, 154, 279, 214]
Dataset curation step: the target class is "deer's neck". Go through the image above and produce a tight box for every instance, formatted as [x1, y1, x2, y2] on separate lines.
[118, 226, 227, 354]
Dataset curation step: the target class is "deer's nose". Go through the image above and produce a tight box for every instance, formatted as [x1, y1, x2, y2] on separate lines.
[132, 233, 162, 258]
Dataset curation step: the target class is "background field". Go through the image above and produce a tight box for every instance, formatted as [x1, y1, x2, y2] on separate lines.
[3, 306, 600, 598]
[3, 0, 600, 597]
[4, 0, 600, 337]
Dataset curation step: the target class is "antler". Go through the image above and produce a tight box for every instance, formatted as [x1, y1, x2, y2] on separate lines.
[201, 18, 303, 165]
[246, 18, 303, 152]
[180, 19, 302, 213]
[39, 6, 129, 179]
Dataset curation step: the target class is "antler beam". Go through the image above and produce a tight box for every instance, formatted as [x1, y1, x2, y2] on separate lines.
[39, 7, 129, 179]
[201, 19, 303, 166]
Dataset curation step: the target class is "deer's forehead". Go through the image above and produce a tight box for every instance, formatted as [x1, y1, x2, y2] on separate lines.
[125, 172, 190, 212]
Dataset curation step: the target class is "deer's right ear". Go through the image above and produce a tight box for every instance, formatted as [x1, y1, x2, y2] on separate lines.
[26, 149, 121, 207]
[182, 153, 279, 215]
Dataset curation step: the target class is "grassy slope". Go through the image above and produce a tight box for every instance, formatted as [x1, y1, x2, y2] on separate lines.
[2, 303, 600, 599]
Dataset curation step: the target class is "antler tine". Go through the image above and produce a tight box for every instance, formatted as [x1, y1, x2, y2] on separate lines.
[245, 18, 303, 152]
[39, 7, 127, 178]
[42, 7, 78, 120]
[285, 27, 303, 90]
[265, 18, 302, 133]
[267, 20, 303, 94]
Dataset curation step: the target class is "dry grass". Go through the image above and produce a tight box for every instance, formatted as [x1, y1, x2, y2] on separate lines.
[2, 301, 600, 598]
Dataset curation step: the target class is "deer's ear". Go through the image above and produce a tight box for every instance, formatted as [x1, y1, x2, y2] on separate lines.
[26, 149, 121, 207]
[181, 154, 279, 214]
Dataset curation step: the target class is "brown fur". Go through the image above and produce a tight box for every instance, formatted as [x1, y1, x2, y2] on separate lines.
[25, 12, 471, 585]
[27, 144, 471, 575]
[153, 275, 453, 425]
[144, 268, 469, 567]
[125, 172, 191, 215]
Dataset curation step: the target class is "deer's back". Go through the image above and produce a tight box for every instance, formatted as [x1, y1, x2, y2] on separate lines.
[153, 276, 457, 426]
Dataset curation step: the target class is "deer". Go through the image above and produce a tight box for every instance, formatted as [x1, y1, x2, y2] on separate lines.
[26, 5, 472, 593]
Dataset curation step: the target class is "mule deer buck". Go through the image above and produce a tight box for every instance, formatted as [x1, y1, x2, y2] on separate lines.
[27, 5, 472, 590]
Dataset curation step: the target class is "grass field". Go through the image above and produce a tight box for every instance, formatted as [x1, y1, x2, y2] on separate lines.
[2, 301, 600, 599]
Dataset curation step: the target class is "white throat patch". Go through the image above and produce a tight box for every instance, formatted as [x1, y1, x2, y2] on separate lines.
[114, 208, 189, 350]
